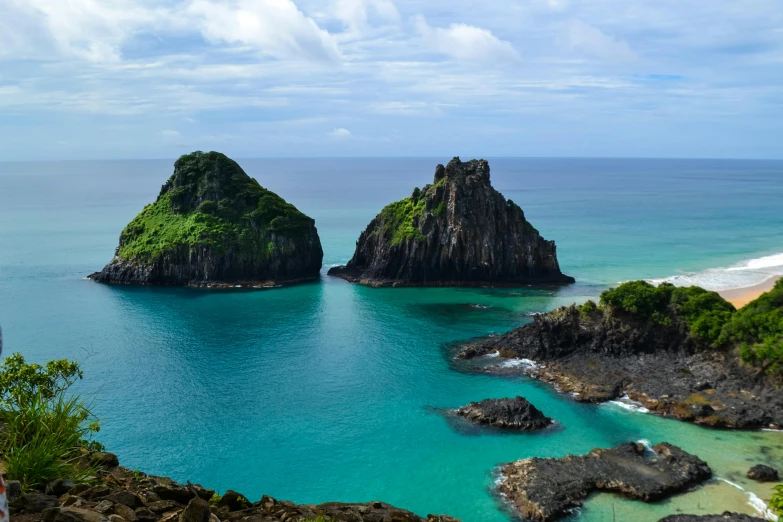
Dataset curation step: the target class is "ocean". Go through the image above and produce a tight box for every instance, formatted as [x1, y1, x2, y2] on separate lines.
[1, 157, 783, 521]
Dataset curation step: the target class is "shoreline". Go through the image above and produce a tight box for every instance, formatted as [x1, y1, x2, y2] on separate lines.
[718, 275, 782, 308]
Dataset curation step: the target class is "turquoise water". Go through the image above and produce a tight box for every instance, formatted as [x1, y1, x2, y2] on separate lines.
[2, 158, 783, 521]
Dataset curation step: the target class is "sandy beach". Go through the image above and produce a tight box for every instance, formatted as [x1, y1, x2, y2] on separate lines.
[718, 275, 782, 308]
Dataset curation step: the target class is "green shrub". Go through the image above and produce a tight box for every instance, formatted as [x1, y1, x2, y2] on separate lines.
[1, 391, 99, 491]
[209, 493, 223, 506]
[433, 201, 446, 217]
[0, 353, 82, 403]
[600, 281, 674, 317]
[580, 300, 598, 318]
[0, 354, 100, 492]
[720, 279, 783, 374]
[770, 484, 783, 515]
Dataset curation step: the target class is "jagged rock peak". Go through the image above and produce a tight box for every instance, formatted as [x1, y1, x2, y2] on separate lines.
[328, 157, 574, 287]
[434, 157, 490, 184]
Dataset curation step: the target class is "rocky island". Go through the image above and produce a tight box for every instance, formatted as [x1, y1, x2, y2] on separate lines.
[328, 157, 573, 287]
[457, 280, 783, 429]
[497, 442, 712, 522]
[89, 151, 323, 288]
[456, 396, 552, 431]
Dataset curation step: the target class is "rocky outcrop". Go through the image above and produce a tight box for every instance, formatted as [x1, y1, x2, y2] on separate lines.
[456, 298, 783, 429]
[659, 514, 766, 521]
[13, 453, 460, 522]
[456, 396, 552, 431]
[497, 442, 712, 522]
[328, 157, 573, 287]
[89, 151, 323, 288]
[747, 464, 779, 482]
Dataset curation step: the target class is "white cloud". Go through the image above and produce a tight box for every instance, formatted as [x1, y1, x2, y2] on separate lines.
[160, 129, 181, 139]
[189, 0, 341, 62]
[567, 19, 636, 63]
[333, 0, 399, 32]
[0, 0, 160, 62]
[414, 15, 519, 63]
[328, 127, 352, 138]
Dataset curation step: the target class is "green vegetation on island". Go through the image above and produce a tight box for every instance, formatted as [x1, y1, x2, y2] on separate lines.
[374, 186, 429, 245]
[581, 279, 783, 374]
[118, 151, 314, 263]
[720, 278, 783, 374]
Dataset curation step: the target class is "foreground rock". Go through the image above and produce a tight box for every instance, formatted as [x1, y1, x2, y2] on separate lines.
[328, 157, 573, 287]
[456, 396, 552, 431]
[89, 151, 323, 288]
[457, 282, 783, 429]
[747, 464, 779, 482]
[659, 514, 765, 521]
[497, 442, 711, 522]
[12, 454, 460, 522]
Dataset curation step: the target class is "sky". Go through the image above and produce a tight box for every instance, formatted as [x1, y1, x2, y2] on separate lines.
[0, 0, 782, 160]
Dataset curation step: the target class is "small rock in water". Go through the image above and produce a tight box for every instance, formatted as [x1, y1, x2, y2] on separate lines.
[456, 396, 552, 431]
[746, 464, 779, 482]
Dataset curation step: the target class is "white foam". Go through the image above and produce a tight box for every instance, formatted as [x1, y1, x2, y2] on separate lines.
[608, 395, 650, 414]
[499, 358, 538, 369]
[719, 478, 779, 521]
[470, 304, 490, 309]
[484, 351, 500, 358]
[647, 252, 783, 291]
[749, 492, 779, 521]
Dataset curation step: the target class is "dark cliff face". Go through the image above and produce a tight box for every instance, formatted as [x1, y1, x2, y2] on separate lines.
[328, 157, 573, 286]
[90, 151, 323, 287]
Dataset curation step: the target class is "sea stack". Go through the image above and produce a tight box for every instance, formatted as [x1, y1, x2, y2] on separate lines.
[328, 157, 573, 286]
[89, 151, 323, 287]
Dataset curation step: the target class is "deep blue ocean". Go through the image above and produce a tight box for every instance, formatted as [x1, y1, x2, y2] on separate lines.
[2, 158, 783, 521]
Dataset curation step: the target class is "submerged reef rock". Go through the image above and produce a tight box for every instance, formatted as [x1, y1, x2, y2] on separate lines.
[89, 151, 323, 287]
[12, 452, 461, 521]
[659, 514, 766, 521]
[497, 442, 711, 522]
[328, 157, 573, 287]
[457, 281, 783, 429]
[456, 396, 552, 431]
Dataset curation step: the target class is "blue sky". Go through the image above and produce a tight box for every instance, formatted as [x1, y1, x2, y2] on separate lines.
[1, 0, 782, 160]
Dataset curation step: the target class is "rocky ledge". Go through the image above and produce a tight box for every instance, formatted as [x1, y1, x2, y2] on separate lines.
[457, 282, 783, 429]
[10, 452, 459, 522]
[89, 151, 323, 288]
[328, 157, 573, 287]
[497, 442, 712, 522]
[659, 513, 766, 521]
[456, 396, 552, 431]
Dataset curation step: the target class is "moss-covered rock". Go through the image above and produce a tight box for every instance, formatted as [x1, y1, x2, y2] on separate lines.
[328, 157, 573, 286]
[89, 151, 323, 287]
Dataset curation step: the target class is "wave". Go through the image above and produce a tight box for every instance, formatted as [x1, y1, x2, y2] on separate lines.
[648, 252, 783, 291]
[718, 478, 780, 521]
[608, 395, 650, 414]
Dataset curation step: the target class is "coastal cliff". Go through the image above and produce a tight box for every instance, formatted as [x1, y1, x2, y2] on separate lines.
[328, 157, 573, 287]
[457, 281, 783, 429]
[89, 151, 323, 287]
